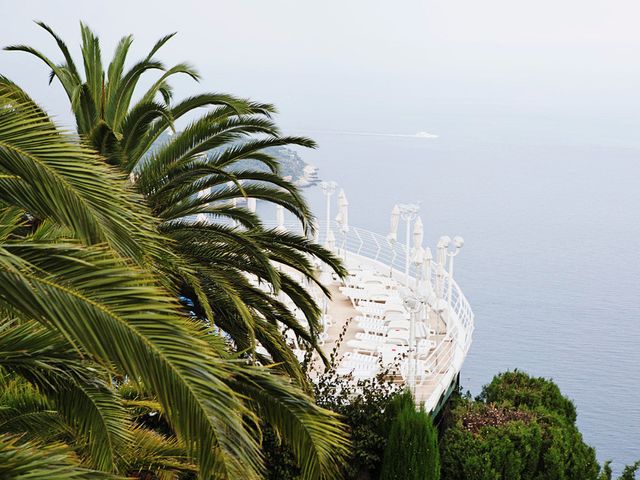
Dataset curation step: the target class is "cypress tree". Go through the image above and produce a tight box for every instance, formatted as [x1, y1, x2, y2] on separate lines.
[380, 391, 440, 480]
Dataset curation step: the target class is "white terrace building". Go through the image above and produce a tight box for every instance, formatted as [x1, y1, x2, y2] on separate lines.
[260, 182, 474, 414]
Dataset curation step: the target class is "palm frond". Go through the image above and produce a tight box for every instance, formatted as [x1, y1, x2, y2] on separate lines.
[0, 320, 131, 471]
[0, 433, 121, 480]
[34, 21, 81, 80]
[0, 87, 158, 262]
[0, 241, 264, 478]
[105, 35, 133, 103]
[79, 23, 104, 114]
[229, 364, 350, 480]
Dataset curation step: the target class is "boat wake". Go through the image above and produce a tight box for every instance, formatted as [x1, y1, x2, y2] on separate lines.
[296, 129, 439, 139]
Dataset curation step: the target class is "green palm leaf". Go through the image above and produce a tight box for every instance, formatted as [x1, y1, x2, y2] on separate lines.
[0, 320, 130, 471]
[0, 84, 157, 262]
[0, 433, 121, 480]
[0, 241, 264, 478]
[229, 364, 350, 480]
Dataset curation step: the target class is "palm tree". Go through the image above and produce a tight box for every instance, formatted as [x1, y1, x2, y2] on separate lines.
[6, 23, 345, 383]
[0, 84, 348, 478]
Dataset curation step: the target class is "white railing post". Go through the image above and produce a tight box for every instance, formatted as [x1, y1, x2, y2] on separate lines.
[398, 203, 420, 286]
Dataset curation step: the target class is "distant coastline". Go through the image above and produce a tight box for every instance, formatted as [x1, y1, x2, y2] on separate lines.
[264, 146, 320, 188]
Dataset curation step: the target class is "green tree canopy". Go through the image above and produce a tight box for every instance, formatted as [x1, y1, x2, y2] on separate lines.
[0, 29, 350, 479]
[5, 23, 346, 385]
[441, 371, 599, 480]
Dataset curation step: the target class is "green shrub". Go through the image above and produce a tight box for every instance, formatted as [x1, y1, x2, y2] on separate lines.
[440, 371, 599, 480]
[379, 391, 440, 480]
[264, 319, 404, 479]
[313, 369, 402, 479]
[598, 461, 640, 480]
[618, 462, 640, 480]
[479, 370, 577, 422]
[310, 320, 404, 479]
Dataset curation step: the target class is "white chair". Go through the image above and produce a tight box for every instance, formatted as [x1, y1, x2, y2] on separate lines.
[342, 351, 379, 364]
[385, 319, 411, 331]
[336, 364, 378, 379]
[336, 352, 379, 378]
[384, 311, 409, 322]
[355, 332, 385, 341]
[347, 337, 385, 353]
[356, 320, 387, 335]
[355, 304, 386, 318]
[386, 329, 410, 345]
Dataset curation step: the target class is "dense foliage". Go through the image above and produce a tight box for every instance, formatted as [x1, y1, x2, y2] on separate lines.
[379, 391, 440, 480]
[262, 321, 407, 480]
[0, 23, 350, 479]
[313, 321, 406, 480]
[314, 373, 401, 479]
[479, 370, 577, 422]
[440, 371, 600, 480]
[6, 21, 348, 386]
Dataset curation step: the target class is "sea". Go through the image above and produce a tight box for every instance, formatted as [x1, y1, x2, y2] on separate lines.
[285, 119, 640, 474]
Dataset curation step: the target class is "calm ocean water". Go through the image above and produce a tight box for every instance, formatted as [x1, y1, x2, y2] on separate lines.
[293, 128, 640, 473]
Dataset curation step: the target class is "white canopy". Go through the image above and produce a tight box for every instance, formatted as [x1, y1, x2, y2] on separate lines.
[337, 188, 349, 233]
[388, 204, 400, 242]
[412, 216, 424, 264]
[325, 229, 336, 250]
[276, 205, 285, 232]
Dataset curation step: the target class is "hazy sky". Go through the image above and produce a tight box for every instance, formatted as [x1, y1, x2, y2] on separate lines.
[2, 0, 640, 138]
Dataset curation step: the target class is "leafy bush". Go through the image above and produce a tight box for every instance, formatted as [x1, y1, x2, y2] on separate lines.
[313, 367, 402, 478]
[264, 319, 403, 479]
[379, 391, 440, 480]
[441, 371, 599, 480]
[617, 462, 640, 480]
[479, 370, 577, 422]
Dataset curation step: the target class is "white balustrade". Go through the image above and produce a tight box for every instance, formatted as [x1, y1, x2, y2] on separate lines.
[263, 220, 474, 412]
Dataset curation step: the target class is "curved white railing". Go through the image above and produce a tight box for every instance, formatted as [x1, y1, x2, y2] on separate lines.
[323, 222, 474, 412]
[264, 220, 474, 412]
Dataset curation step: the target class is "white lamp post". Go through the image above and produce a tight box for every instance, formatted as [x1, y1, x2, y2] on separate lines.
[447, 236, 464, 307]
[436, 236, 450, 301]
[411, 216, 424, 282]
[437, 235, 464, 312]
[320, 181, 338, 247]
[423, 246, 434, 296]
[326, 229, 336, 251]
[401, 288, 423, 396]
[388, 204, 400, 242]
[398, 203, 420, 281]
